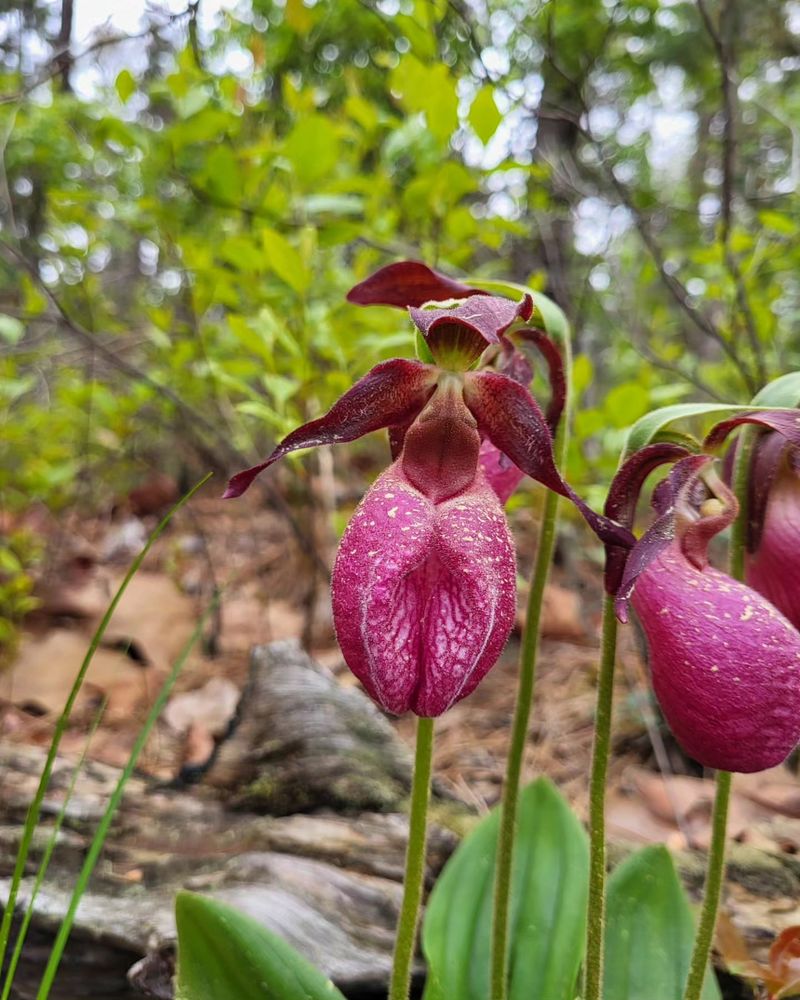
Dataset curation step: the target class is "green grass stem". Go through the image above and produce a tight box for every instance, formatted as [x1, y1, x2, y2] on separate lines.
[0, 474, 211, 974]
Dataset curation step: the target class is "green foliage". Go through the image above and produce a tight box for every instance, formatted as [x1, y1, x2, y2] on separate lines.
[0, 529, 41, 666]
[175, 892, 346, 1000]
[422, 778, 588, 1000]
[1, 0, 798, 539]
[604, 846, 721, 1000]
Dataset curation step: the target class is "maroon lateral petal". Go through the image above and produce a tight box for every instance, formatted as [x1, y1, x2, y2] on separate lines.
[704, 409, 800, 451]
[511, 328, 567, 433]
[463, 370, 635, 550]
[746, 431, 793, 552]
[613, 454, 741, 622]
[223, 359, 437, 498]
[346, 260, 485, 308]
[614, 455, 710, 621]
[409, 294, 534, 353]
[603, 442, 692, 596]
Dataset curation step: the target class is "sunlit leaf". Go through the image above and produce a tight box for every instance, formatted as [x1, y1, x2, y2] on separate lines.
[115, 69, 136, 104]
[469, 87, 502, 144]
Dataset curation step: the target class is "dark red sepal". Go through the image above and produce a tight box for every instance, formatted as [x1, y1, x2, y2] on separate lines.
[463, 370, 635, 550]
[705, 409, 800, 553]
[409, 294, 534, 364]
[223, 359, 437, 498]
[704, 409, 800, 451]
[346, 260, 485, 308]
[603, 442, 692, 596]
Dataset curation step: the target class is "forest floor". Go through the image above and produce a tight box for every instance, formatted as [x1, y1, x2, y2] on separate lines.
[2, 478, 800, 987]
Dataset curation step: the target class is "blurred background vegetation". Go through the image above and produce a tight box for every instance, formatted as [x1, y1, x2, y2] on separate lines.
[1, 0, 799, 656]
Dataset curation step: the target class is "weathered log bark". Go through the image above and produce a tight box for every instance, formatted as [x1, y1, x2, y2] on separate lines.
[203, 641, 414, 815]
[0, 641, 796, 999]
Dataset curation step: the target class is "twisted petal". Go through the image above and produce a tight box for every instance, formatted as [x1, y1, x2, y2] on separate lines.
[632, 541, 800, 772]
[603, 442, 692, 598]
[464, 370, 634, 550]
[332, 463, 516, 717]
[223, 360, 436, 498]
[746, 460, 800, 630]
[613, 454, 738, 621]
[346, 260, 484, 308]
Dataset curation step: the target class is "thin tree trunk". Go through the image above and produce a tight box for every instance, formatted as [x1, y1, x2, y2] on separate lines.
[55, 0, 74, 94]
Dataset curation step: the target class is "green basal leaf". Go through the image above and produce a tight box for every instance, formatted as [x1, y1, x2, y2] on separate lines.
[751, 372, 800, 408]
[422, 778, 588, 1000]
[175, 892, 346, 1000]
[623, 401, 800, 459]
[604, 846, 721, 1000]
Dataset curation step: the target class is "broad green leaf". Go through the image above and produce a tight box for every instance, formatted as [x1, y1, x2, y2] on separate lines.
[469, 87, 502, 144]
[283, 115, 340, 186]
[115, 69, 136, 104]
[285, 0, 315, 32]
[605, 846, 721, 1000]
[604, 383, 650, 428]
[621, 402, 800, 459]
[261, 229, 311, 295]
[201, 145, 242, 202]
[389, 55, 458, 145]
[751, 372, 800, 408]
[175, 892, 346, 1000]
[423, 778, 588, 1000]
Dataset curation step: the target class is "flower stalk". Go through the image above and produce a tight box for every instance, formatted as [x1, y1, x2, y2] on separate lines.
[490, 336, 571, 1000]
[389, 716, 435, 1000]
[584, 594, 619, 1000]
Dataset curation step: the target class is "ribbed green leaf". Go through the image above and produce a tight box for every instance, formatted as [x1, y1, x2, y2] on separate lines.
[175, 892, 346, 1000]
[751, 372, 800, 407]
[422, 778, 588, 1000]
[604, 846, 721, 1000]
[622, 401, 800, 459]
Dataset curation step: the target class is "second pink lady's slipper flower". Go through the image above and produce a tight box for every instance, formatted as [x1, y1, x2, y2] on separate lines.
[705, 410, 800, 631]
[612, 450, 800, 773]
[225, 261, 632, 716]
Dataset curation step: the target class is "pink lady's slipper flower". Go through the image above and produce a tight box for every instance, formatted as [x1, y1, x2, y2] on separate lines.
[347, 261, 565, 506]
[225, 261, 632, 716]
[705, 410, 800, 631]
[612, 450, 800, 773]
